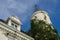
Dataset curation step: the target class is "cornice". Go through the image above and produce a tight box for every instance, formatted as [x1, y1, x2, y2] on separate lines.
[0, 21, 34, 40]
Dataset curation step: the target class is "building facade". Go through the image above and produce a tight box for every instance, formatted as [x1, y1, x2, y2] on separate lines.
[0, 16, 34, 40]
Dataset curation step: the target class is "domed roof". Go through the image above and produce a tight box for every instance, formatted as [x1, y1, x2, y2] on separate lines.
[12, 15, 19, 19]
[7, 15, 22, 25]
[31, 10, 52, 24]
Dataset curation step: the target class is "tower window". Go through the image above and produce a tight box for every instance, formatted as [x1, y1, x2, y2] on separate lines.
[11, 23, 14, 26]
[11, 23, 17, 29]
[44, 15, 46, 20]
[15, 25, 17, 29]
[35, 16, 37, 19]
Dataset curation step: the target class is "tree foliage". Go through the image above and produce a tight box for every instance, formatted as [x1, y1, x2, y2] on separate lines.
[28, 17, 59, 40]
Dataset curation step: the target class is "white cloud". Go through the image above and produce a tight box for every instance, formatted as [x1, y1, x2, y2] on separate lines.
[0, 0, 39, 22]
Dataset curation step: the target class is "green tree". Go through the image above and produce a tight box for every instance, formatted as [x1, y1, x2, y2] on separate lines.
[28, 16, 59, 40]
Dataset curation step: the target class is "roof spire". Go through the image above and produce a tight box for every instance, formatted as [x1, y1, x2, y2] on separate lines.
[34, 5, 40, 12]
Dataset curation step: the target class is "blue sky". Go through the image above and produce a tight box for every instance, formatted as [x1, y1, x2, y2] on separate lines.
[0, 0, 60, 36]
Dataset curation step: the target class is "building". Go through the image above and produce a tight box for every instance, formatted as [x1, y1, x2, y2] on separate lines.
[0, 16, 34, 40]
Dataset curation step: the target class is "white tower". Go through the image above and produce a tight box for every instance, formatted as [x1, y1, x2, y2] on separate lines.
[31, 11, 52, 24]
[31, 6, 54, 29]
[7, 16, 22, 31]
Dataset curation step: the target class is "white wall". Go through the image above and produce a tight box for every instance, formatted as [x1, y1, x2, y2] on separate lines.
[0, 30, 8, 40]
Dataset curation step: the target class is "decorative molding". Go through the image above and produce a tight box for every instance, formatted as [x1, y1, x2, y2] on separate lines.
[0, 21, 34, 40]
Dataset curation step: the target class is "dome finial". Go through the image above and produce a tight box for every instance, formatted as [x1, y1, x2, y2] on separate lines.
[34, 5, 40, 12]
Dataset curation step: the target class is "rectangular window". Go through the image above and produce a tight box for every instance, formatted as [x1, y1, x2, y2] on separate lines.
[15, 25, 17, 29]
[11, 23, 14, 26]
